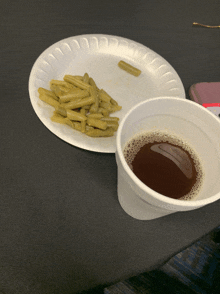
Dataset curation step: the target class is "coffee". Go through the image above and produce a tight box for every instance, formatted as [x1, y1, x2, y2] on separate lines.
[123, 131, 204, 200]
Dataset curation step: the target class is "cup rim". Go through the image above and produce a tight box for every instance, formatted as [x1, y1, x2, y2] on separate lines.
[116, 96, 220, 208]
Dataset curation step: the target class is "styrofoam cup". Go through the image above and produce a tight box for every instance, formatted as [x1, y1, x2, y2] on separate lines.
[116, 97, 220, 220]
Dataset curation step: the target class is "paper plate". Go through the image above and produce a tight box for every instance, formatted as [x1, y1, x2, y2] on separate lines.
[29, 34, 185, 153]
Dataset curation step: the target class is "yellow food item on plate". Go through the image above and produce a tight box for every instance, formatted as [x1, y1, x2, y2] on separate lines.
[38, 73, 122, 137]
[118, 60, 141, 77]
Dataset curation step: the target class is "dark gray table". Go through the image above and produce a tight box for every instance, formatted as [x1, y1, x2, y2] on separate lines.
[1, 1, 220, 293]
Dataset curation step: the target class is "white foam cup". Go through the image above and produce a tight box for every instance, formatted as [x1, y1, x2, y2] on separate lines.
[116, 97, 220, 220]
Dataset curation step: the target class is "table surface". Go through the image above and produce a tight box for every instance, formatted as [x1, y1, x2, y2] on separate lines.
[1, 0, 220, 293]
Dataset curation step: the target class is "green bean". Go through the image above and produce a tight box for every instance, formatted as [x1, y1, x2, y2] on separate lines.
[101, 117, 119, 122]
[64, 75, 91, 90]
[99, 101, 112, 111]
[83, 73, 90, 83]
[99, 101, 120, 113]
[65, 119, 93, 132]
[104, 121, 119, 131]
[38, 93, 60, 108]
[87, 113, 103, 119]
[89, 87, 99, 113]
[87, 118, 107, 130]
[51, 112, 66, 124]
[86, 128, 115, 137]
[64, 119, 82, 131]
[62, 96, 95, 109]
[50, 84, 66, 97]
[98, 89, 111, 103]
[55, 106, 67, 117]
[89, 77, 99, 90]
[38, 87, 59, 101]
[74, 75, 83, 80]
[59, 89, 89, 103]
[56, 106, 87, 121]
[110, 97, 118, 106]
[50, 80, 75, 90]
[66, 109, 87, 122]
[80, 108, 86, 133]
[118, 60, 141, 77]
[110, 105, 122, 113]
[98, 107, 109, 117]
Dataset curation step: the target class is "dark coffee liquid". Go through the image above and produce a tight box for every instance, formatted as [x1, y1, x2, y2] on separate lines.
[123, 131, 204, 200]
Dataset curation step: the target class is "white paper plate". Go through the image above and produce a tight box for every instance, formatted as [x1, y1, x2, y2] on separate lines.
[29, 34, 185, 153]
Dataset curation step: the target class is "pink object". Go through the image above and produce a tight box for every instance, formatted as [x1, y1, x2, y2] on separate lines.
[189, 82, 220, 105]
[202, 103, 220, 108]
[202, 104, 220, 117]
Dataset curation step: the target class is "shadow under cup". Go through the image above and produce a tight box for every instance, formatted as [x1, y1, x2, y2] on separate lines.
[116, 97, 220, 220]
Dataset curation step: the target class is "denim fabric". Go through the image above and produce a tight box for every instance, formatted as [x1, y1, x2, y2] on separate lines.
[104, 226, 220, 294]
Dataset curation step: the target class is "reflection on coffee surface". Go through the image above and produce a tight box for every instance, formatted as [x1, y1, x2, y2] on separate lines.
[123, 131, 204, 200]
